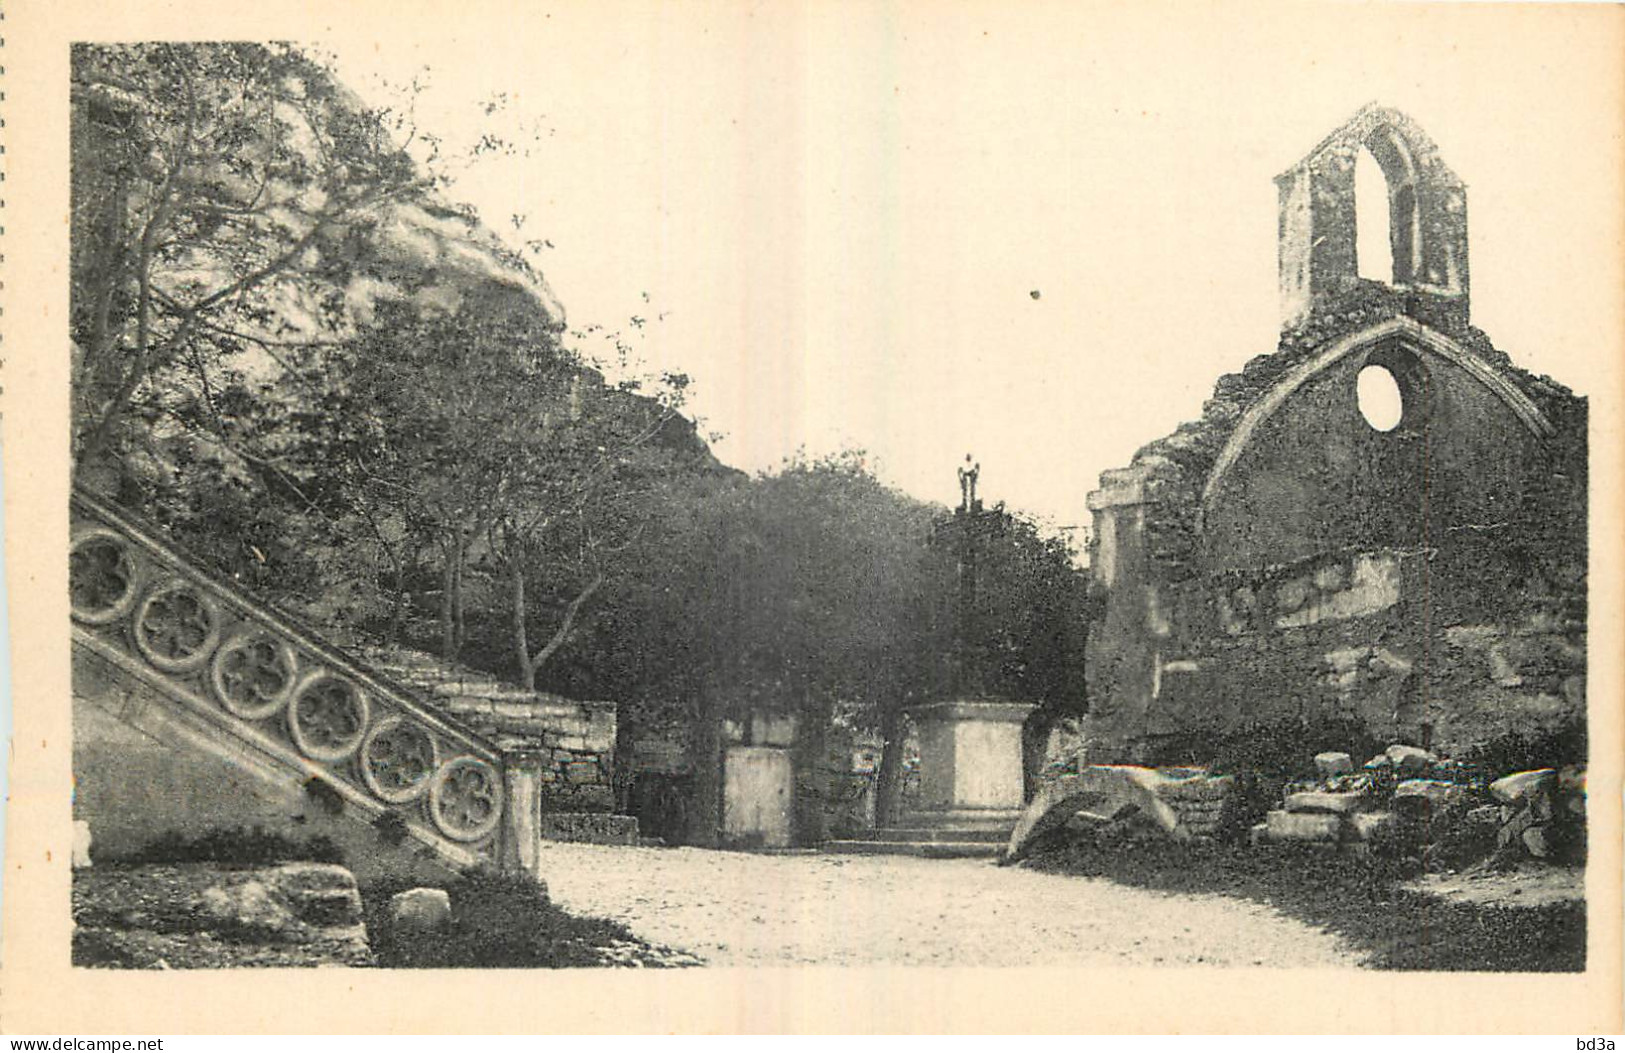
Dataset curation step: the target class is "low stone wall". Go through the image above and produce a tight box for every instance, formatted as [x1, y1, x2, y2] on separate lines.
[1008, 764, 1236, 860]
[538, 812, 640, 846]
[365, 648, 617, 813]
[1156, 770, 1238, 838]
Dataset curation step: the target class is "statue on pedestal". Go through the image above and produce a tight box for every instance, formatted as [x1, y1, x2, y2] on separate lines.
[957, 454, 980, 514]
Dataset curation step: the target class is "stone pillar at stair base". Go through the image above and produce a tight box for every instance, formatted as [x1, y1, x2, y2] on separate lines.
[500, 751, 546, 881]
[905, 700, 1037, 829]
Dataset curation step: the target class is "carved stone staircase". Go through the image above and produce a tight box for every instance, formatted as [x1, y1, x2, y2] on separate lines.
[69, 488, 529, 880]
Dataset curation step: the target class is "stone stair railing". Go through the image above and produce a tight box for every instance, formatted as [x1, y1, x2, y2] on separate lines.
[69, 487, 517, 873]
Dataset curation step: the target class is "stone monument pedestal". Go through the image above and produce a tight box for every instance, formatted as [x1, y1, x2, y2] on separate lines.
[904, 700, 1037, 830]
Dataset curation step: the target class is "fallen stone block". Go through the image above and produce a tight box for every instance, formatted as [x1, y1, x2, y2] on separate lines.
[1489, 768, 1556, 804]
[1326, 772, 1375, 794]
[74, 864, 373, 968]
[1284, 790, 1370, 815]
[1385, 744, 1437, 776]
[1158, 773, 1236, 802]
[73, 820, 93, 869]
[1393, 781, 1472, 836]
[1498, 808, 1535, 850]
[1348, 811, 1397, 843]
[1265, 810, 1340, 843]
[1393, 779, 1467, 808]
[198, 881, 292, 934]
[1522, 826, 1551, 859]
[196, 863, 365, 945]
[1314, 751, 1354, 778]
[264, 862, 365, 927]
[389, 888, 452, 933]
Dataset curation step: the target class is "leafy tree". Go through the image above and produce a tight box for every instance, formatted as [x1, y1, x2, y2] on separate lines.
[487, 367, 693, 691]
[70, 42, 426, 476]
[580, 452, 1090, 840]
[274, 283, 700, 688]
[571, 451, 1090, 841]
[69, 41, 703, 690]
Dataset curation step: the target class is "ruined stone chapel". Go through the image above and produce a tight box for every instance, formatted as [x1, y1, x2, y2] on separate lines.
[1080, 105, 1588, 762]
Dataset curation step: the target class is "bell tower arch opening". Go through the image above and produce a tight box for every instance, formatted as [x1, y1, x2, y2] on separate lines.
[1360, 122, 1425, 285]
[1354, 146, 1394, 283]
[1275, 104, 1469, 328]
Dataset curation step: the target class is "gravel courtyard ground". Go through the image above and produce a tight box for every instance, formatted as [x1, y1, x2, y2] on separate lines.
[534, 842, 1359, 967]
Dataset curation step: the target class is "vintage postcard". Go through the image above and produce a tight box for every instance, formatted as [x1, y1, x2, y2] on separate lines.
[1, 0, 1621, 1035]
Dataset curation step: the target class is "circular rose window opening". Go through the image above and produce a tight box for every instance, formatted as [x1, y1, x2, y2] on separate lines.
[1357, 363, 1405, 432]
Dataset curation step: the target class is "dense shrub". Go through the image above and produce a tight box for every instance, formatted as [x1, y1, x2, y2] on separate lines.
[372, 811, 410, 846]
[1146, 717, 1388, 780]
[303, 777, 348, 816]
[122, 826, 345, 866]
[362, 869, 683, 968]
[1459, 722, 1587, 781]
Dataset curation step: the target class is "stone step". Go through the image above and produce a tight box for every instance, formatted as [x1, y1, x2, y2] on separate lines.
[822, 839, 1005, 860]
[891, 809, 1023, 832]
[1264, 809, 1341, 843]
[858, 826, 1011, 844]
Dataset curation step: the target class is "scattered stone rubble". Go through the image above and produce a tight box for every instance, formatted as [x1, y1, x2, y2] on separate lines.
[1014, 742, 1586, 875]
[1251, 744, 1586, 867]
[195, 862, 371, 958]
[73, 862, 373, 968]
[595, 937, 705, 969]
[1491, 766, 1586, 860]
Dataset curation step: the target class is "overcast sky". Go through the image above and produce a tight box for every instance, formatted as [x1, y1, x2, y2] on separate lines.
[324, 2, 1622, 533]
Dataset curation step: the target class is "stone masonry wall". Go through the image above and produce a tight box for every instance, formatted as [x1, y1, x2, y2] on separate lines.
[365, 647, 617, 813]
[1084, 294, 1586, 760]
[1082, 107, 1587, 763]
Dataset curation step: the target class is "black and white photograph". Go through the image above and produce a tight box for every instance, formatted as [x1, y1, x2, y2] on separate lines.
[3, 0, 1621, 1035]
